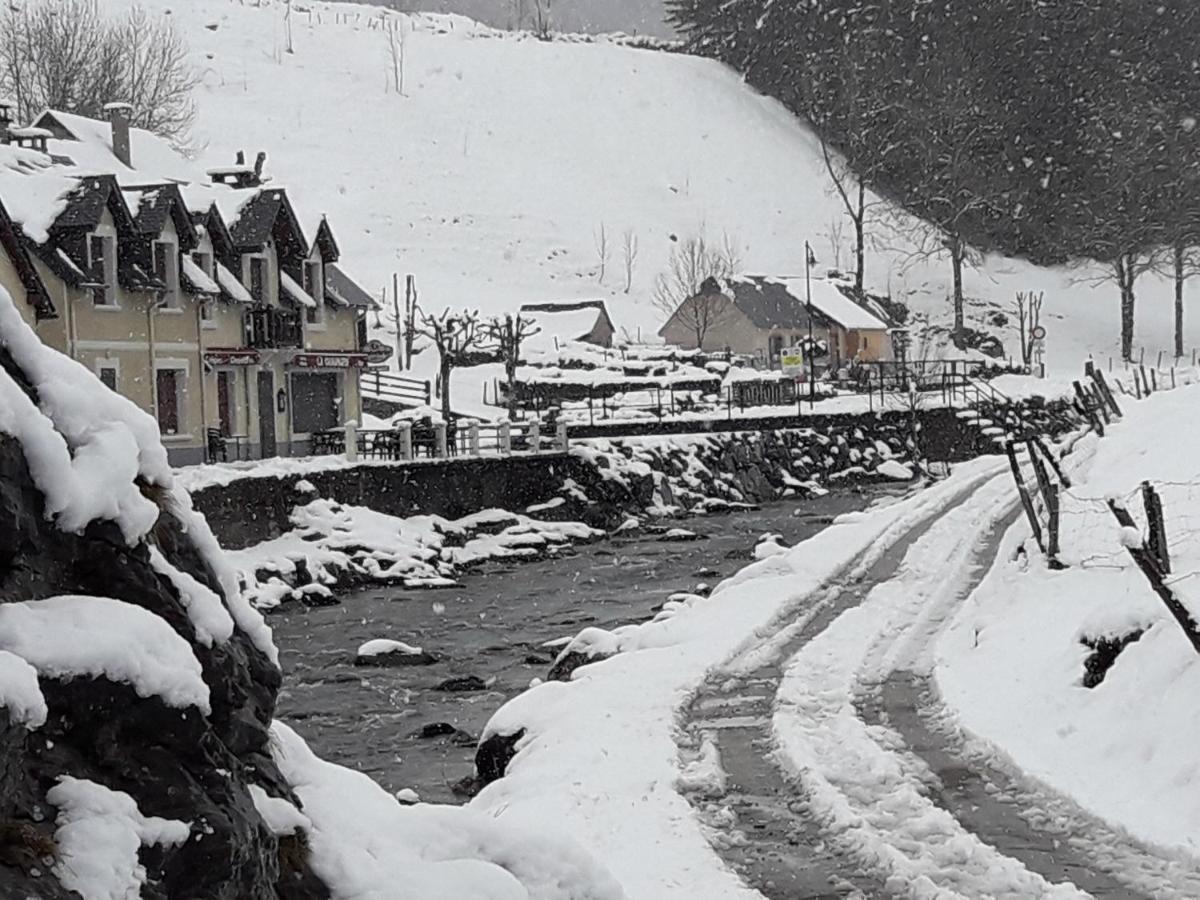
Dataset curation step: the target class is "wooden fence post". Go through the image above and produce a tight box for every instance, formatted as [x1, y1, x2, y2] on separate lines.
[1006, 440, 1046, 554]
[398, 422, 413, 461]
[1026, 439, 1063, 567]
[528, 420, 541, 453]
[498, 421, 511, 455]
[1072, 381, 1103, 435]
[434, 423, 448, 458]
[1142, 481, 1171, 573]
[1030, 434, 1072, 489]
[1109, 498, 1199, 654]
[556, 422, 569, 453]
[1091, 370, 1122, 418]
[468, 422, 481, 457]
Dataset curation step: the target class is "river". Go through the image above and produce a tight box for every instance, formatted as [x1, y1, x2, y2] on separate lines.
[269, 489, 885, 805]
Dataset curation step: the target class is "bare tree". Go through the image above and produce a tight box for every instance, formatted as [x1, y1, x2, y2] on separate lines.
[826, 213, 845, 273]
[384, 16, 407, 96]
[530, 0, 552, 38]
[484, 313, 540, 419]
[594, 223, 610, 284]
[651, 231, 741, 348]
[0, 0, 197, 140]
[418, 308, 489, 423]
[283, 0, 295, 54]
[621, 229, 639, 294]
[1014, 291, 1044, 368]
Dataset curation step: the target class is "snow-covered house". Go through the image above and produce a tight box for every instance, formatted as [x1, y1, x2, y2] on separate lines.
[0, 106, 376, 464]
[519, 300, 616, 349]
[658, 275, 893, 367]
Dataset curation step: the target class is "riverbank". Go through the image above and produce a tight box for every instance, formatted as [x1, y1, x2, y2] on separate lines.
[269, 490, 887, 803]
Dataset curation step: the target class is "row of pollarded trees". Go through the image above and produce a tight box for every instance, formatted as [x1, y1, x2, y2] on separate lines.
[386, 305, 543, 423]
[668, 0, 1200, 360]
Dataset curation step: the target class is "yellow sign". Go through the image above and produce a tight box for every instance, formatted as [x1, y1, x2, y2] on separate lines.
[780, 348, 805, 376]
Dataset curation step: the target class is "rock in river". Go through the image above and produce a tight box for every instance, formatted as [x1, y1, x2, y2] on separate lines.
[354, 638, 438, 667]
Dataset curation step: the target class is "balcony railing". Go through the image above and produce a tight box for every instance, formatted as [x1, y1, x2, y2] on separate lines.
[245, 307, 302, 349]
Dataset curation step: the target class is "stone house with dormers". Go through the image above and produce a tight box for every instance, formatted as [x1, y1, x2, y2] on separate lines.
[0, 100, 376, 465]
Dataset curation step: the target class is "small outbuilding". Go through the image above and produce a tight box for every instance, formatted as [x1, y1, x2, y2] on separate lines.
[519, 299, 616, 349]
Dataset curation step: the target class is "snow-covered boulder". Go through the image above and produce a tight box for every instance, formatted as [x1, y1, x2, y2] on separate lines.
[354, 638, 438, 667]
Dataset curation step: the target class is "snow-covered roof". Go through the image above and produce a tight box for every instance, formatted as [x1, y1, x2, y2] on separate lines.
[181, 255, 219, 295]
[280, 270, 316, 309]
[215, 261, 251, 303]
[33, 108, 198, 185]
[767, 276, 889, 330]
[0, 169, 79, 243]
[719, 274, 889, 332]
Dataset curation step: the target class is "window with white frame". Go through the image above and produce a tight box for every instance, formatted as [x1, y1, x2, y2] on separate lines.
[247, 256, 267, 304]
[97, 362, 118, 391]
[88, 234, 116, 306]
[153, 241, 180, 308]
[155, 367, 185, 435]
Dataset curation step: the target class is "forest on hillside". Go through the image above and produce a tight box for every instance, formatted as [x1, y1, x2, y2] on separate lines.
[667, 0, 1200, 360]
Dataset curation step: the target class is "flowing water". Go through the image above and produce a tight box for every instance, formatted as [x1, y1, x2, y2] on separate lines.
[269, 489, 885, 804]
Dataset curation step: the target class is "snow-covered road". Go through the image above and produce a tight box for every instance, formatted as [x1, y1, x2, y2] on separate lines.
[684, 455, 1197, 898]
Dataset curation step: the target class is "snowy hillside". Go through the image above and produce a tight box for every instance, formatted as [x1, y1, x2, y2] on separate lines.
[144, 0, 1200, 371]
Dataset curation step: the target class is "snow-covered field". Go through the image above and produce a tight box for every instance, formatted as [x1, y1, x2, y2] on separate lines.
[938, 381, 1200, 860]
[137, 0, 1200, 376]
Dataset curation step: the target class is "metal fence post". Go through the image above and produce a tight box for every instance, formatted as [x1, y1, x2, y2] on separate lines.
[398, 422, 413, 461]
[469, 422, 481, 457]
[434, 422, 448, 458]
[499, 421, 511, 455]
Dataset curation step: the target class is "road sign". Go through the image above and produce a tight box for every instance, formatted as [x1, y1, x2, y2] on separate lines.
[363, 339, 395, 365]
[1031, 325, 1047, 340]
[780, 347, 805, 376]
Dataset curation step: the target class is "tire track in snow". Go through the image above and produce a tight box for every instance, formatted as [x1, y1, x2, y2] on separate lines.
[679, 468, 1004, 898]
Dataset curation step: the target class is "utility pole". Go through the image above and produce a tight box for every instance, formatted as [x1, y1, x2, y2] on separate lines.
[392, 272, 402, 370]
[806, 240, 816, 407]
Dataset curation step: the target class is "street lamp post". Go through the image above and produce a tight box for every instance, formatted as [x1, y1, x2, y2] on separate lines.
[805, 240, 816, 407]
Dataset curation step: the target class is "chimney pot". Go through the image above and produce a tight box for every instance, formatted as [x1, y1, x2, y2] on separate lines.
[104, 101, 133, 168]
[236, 150, 245, 165]
[253, 151, 267, 184]
[0, 98, 14, 145]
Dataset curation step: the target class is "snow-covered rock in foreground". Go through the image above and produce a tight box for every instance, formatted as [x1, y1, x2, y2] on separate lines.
[937, 383, 1200, 859]
[48, 777, 190, 900]
[0, 595, 212, 713]
[271, 721, 625, 899]
[0, 282, 618, 897]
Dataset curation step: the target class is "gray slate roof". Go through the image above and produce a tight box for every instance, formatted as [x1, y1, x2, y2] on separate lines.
[324, 263, 376, 309]
[704, 275, 819, 330]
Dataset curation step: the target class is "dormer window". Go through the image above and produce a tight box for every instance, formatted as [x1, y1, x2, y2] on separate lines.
[303, 260, 324, 326]
[248, 256, 267, 304]
[88, 234, 116, 306]
[153, 240, 180, 308]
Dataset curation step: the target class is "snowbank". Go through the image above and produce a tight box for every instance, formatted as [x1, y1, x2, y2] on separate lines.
[0, 650, 47, 729]
[470, 458, 1004, 897]
[227, 498, 600, 608]
[0, 287, 167, 542]
[270, 721, 624, 899]
[48, 776, 190, 900]
[937, 383, 1200, 859]
[0, 596, 211, 714]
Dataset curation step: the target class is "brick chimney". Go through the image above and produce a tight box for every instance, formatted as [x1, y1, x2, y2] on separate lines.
[104, 102, 133, 167]
[0, 98, 15, 145]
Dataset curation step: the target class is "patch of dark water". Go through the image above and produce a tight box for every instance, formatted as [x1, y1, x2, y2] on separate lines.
[270, 488, 895, 804]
